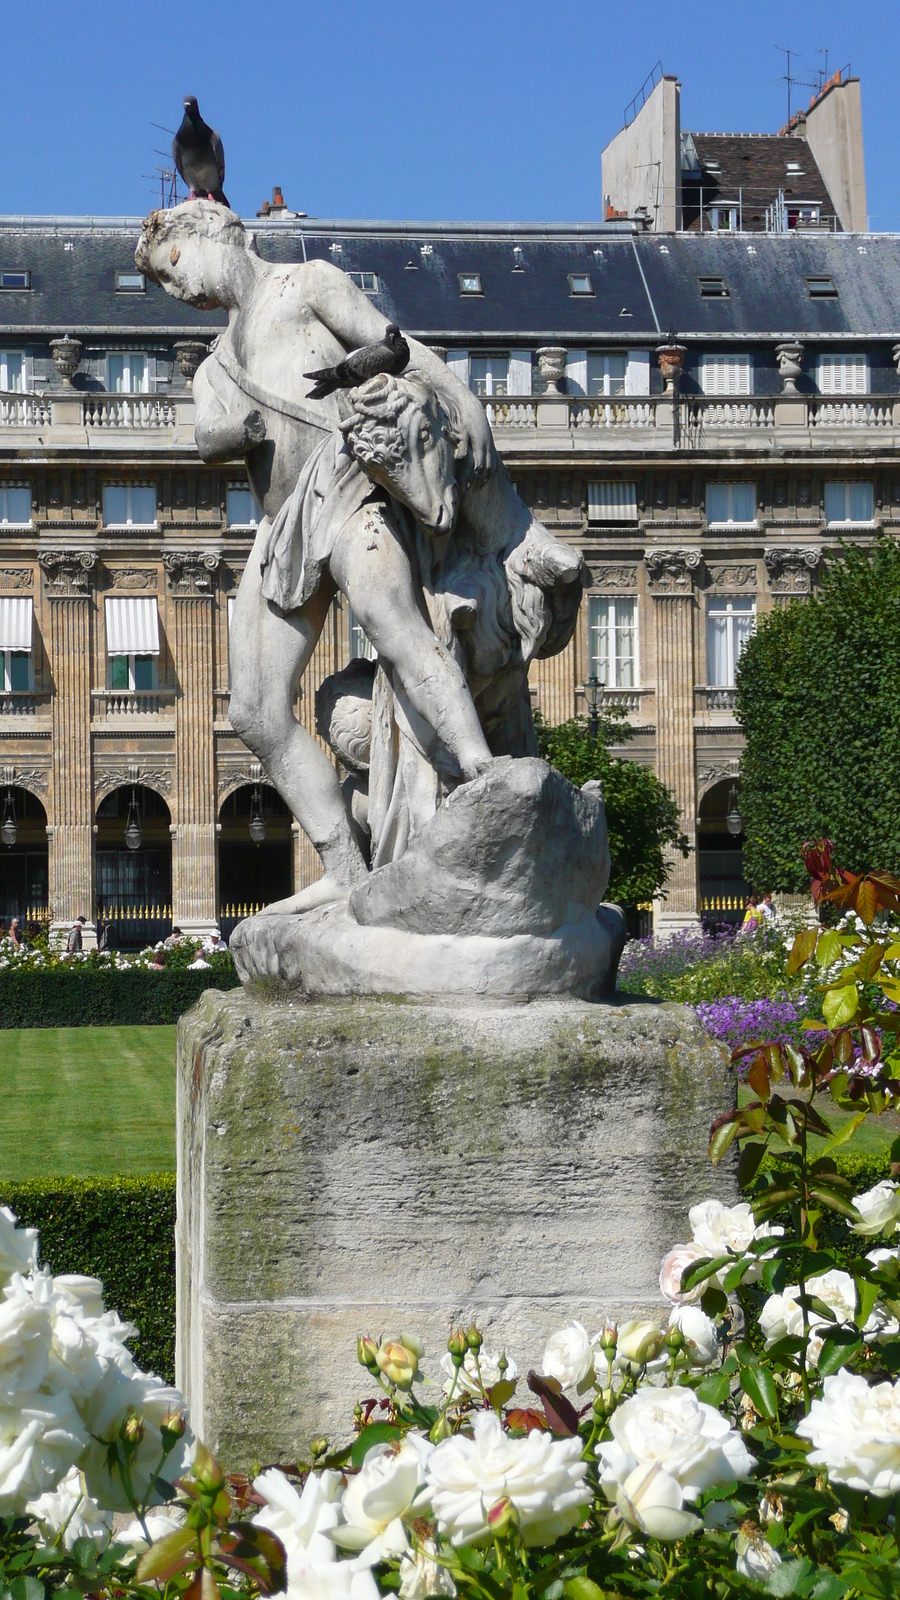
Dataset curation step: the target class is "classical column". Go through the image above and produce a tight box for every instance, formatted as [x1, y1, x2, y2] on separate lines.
[644, 547, 702, 936]
[764, 545, 822, 606]
[39, 550, 97, 947]
[165, 551, 220, 937]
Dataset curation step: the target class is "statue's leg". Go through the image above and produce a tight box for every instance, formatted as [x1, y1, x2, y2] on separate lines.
[229, 527, 368, 909]
[331, 508, 492, 781]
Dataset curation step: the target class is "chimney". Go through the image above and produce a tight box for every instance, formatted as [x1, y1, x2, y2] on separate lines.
[270, 186, 286, 214]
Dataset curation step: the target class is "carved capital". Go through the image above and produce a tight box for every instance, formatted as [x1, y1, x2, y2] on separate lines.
[163, 549, 220, 595]
[643, 546, 702, 593]
[764, 545, 822, 595]
[39, 549, 96, 597]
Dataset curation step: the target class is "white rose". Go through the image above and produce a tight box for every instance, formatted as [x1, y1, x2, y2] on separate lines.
[541, 1322, 595, 1391]
[659, 1243, 704, 1305]
[797, 1370, 900, 1495]
[0, 1208, 37, 1290]
[398, 1542, 457, 1599]
[331, 1436, 432, 1564]
[759, 1270, 880, 1364]
[597, 1386, 755, 1506]
[667, 1305, 719, 1369]
[26, 1466, 114, 1550]
[616, 1319, 665, 1367]
[735, 1531, 782, 1579]
[253, 1468, 378, 1600]
[611, 1461, 701, 1541]
[688, 1201, 782, 1288]
[424, 1410, 590, 1549]
[0, 1278, 52, 1401]
[439, 1349, 517, 1398]
[0, 1389, 88, 1515]
[117, 1509, 186, 1546]
[852, 1181, 900, 1237]
[78, 1368, 192, 1511]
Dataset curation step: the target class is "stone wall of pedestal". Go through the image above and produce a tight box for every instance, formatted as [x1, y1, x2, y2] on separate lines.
[646, 549, 700, 933]
[41, 551, 96, 942]
[167, 553, 219, 935]
[177, 988, 734, 1465]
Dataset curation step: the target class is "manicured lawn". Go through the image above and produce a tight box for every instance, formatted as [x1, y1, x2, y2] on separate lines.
[738, 1082, 899, 1158]
[0, 1026, 176, 1179]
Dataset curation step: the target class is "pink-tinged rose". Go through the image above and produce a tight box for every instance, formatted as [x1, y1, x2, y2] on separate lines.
[659, 1243, 703, 1304]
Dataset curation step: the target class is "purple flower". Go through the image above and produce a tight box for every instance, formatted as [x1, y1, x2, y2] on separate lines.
[694, 993, 808, 1073]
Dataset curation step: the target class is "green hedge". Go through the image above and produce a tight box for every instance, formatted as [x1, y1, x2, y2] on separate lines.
[0, 1177, 176, 1383]
[0, 966, 239, 1027]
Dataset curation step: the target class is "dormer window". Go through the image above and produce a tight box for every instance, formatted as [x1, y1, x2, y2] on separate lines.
[0, 271, 29, 290]
[459, 273, 482, 295]
[568, 273, 593, 296]
[698, 276, 729, 299]
[115, 271, 145, 292]
[807, 275, 838, 299]
[786, 160, 805, 175]
[349, 271, 379, 294]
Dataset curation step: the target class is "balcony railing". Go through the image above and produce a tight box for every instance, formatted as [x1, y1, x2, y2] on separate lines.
[83, 395, 178, 430]
[0, 690, 51, 718]
[695, 686, 738, 714]
[0, 394, 52, 427]
[91, 689, 177, 718]
[0, 389, 194, 440]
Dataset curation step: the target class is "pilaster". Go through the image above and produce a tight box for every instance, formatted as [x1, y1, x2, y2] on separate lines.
[764, 545, 822, 605]
[165, 551, 220, 936]
[39, 550, 97, 945]
[644, 548, 701, 935]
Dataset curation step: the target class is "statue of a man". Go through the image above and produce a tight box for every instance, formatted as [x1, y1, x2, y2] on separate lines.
[137, 202, 582, 909]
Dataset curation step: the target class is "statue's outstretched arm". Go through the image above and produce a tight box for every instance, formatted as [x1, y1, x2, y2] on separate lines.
[301, 259, 496, 488]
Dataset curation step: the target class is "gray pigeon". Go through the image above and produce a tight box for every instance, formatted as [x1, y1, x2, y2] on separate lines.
[172, 97, 229, 207]
[304, 324, 410, 400]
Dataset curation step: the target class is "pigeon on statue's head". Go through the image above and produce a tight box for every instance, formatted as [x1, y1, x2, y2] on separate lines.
[172, 97, 229, 207]
[304, 325, 410, 400]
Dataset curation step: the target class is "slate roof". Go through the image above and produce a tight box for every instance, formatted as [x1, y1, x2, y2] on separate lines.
[682, 135, 838, 233]
[0, 215, 898, 344]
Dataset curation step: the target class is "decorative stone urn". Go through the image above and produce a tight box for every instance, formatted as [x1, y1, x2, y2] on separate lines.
[892, 342, 900, 378]
[49, 336, 82, 388]
[656, 342, 686, 392]
[775, 342, 804, 395]
[536, 346, 567, 395]
[174, 340, 210, 387]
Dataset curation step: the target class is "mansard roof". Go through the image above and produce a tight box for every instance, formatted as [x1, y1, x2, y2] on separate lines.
[682, 134, 837, 232]
[0, 214, 898, 341]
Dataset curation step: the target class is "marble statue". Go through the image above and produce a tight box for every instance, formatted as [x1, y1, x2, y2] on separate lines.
[137, 202, 625, 998]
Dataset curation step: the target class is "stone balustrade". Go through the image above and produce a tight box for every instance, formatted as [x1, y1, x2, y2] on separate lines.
[0, 690, 52, 719]
[90, 688, 177, 720]
[695, 685, 739, 715]
[0, 390, 195, 443]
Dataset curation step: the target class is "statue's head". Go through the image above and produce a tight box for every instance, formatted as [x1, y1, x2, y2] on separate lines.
[135, 201, 250, 309]
[340, 369, 465, 536]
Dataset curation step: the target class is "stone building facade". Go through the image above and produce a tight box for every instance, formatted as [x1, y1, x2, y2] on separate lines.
[1, 205, 898, 941]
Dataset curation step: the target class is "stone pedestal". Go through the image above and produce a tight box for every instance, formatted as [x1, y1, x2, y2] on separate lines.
[177, 988, 733, 1465]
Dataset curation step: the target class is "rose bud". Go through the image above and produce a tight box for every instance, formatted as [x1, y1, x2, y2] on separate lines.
[376, 1338, 420, 1389]
[466, 1324, 483, 1353]
[160, 1409, 187, 1448]
[486, 1496, 520, 1539]
[310, 1436, 328, 1462]
[447, 1328, 468, 1367]
[357, 1335, 379, 1372]
[121, 1415, 144, 1446]
[617, 1318, 665, 1365]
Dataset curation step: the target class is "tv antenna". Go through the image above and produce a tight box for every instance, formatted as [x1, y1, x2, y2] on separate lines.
[146, 122, 186, 207]
[776, 45, 834, 124]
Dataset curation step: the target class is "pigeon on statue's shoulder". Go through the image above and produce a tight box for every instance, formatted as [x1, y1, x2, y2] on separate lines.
[172, 96, 229, 207]
[303, 325, 410, 400]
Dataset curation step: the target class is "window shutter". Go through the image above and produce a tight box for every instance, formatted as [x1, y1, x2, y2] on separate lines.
[565, 350, 587, 396]
[0, 597, 33, 651]
[23, 354, 34, 393]
[624, 351, 650, 395]
[507, 351, 532, 395]
[701, 354, 750, 396]
[588, 481, 638, 522]
[445, 350, 469, 388]
[819, 354, 868, 396]
[105, 596, 160, 656]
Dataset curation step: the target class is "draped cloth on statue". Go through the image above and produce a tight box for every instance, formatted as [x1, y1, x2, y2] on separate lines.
[258, 433, 382, 613]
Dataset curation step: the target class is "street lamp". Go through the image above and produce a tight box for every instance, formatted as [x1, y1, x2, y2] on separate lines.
[1, 789, 17, 848]
[248, 785, 267, 844]
[124, 788, 142, 852]
[726, 783, 743, 838]
[585, 674, 602, 741]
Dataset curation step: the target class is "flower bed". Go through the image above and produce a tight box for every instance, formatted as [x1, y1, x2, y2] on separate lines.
[0, 936, 239, 1026]
[617, 920, 800, 1007]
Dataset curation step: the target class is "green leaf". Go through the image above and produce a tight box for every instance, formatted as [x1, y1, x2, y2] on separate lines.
[809, 1572, 847, 1600]
[738, 1140, 769, 1188]
[855, 1273, 881, 1330]
[815, 930, 842, 968]
[488, 1379, 517, 1407]
[349, 1422, 403, 1468]
[808, 1184, 860, 1219]
[789, 928, 818, 973]
[822, 984, 860, 1029]
[563, 1582, 609, 1600]
[709, 1116, 741, 1165]
[817, 1331, 862, 1375]
[135, 1527, 196, 1584]
[765, 1556, 815, 1596]
[700, 1286, 728, 1318]
[739, 1363, 778, 1419]
[679, 1254, 732, 1292]
[696, 1370, 731, 1407]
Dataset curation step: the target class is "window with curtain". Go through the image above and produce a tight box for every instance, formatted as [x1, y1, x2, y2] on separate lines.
[706, 482, 756, 524]
[706, 597, 755, 686]
[0, 486, 32, 525]
[700, 354, 752, 396]
[102, 485, 157, 526]
[824, 481, 875, 524]
[226, 485, 262, 526]
[469, 355, 509, 397]
[817, 354, 868, 395]
[109, 654, 156, 691]
[107, 352, 149, 394]
[587, 354, 627, 396]
[588, 597, 636, 687]
[349, 608, 375, 660]
[587, 482, 638, 522]
[0, 352, 24, 391]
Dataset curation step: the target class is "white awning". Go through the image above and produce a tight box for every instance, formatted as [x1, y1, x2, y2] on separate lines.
[105, 595, 160, 655]
[0, 596, 33, 651]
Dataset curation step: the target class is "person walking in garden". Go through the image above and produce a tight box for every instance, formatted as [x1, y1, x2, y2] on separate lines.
[741, 894, 760, 932]
[66, 916, 86, 955]
[7, 916, 20, 947]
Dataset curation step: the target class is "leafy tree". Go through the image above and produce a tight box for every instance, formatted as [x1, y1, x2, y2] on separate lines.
[735, 536, 900, 892]
[534, 711, 689, 907]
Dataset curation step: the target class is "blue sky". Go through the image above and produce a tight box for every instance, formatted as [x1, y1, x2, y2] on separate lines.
[3, 0, 898, 226]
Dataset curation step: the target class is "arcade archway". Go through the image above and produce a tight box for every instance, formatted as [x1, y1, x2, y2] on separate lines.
[96, 784, 172, 948]
[218, 784, 293, 934]
[698, 778, 750, 926]
[0, 786, 48, 931]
